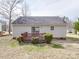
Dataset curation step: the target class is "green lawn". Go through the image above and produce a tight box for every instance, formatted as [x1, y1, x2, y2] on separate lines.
[66, 33, 79, 40]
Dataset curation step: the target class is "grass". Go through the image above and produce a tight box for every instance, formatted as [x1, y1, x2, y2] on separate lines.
[9, 40, 52, 52]
[9, 39, 64, 52]
[9, 33, 79, 49]
[23, 44, 51, 52]
[51, 43, 64, 48]
[1, 36, 79, 59]
[67, 33, 79, 39]
[66, 33, 79, 41]
[9, 40, 19, 48]
[8, 34, 65, 52]
[23, 43, 64, 53]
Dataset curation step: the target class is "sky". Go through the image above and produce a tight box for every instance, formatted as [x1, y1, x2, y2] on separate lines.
[25, 0, 79, 21]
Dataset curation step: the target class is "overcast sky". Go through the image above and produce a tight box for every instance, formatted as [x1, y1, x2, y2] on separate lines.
[25, 0, 79, 21]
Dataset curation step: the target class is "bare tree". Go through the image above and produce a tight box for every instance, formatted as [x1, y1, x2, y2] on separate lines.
[0, 0, 23, 34]
[21, 0, 30, 16]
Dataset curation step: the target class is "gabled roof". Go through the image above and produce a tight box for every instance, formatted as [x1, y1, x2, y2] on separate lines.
[12, 16, 67, 26]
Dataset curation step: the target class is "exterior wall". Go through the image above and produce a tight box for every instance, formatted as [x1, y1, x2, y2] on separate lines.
[12, 24, 31, 37]
[53, 26, 66, 37]
[40, 26, 66, 37]
[13, 24, 66, 38]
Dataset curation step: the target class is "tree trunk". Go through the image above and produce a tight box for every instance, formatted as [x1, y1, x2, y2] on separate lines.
[9, 18, 11, 35]
[8, 10, 12, 35]
[75, 30, 77, 34]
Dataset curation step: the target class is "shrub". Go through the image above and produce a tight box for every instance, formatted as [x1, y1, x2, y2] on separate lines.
[44, 33, 53, 44]
[16, 36, 23, 43]
[52, 43, 64, 48]
[32, 37, 39, 44]
[12, 37, 17, 39]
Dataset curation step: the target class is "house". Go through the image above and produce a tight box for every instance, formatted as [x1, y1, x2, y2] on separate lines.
[0, 20, 7, 36]
[12, 16, 67, 38]
[0, 20, 7, 31]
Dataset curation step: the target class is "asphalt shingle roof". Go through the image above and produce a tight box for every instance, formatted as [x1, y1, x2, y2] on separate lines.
[12, 16, 67, 26]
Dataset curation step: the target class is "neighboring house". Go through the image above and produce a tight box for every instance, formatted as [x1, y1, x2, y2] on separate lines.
[12, 16, 67, 38]
[0, 20, 7, 31]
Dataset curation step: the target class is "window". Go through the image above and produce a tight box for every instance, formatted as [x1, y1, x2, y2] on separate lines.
[51, 26, 54, 30]
[32, 27, 39, 32]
